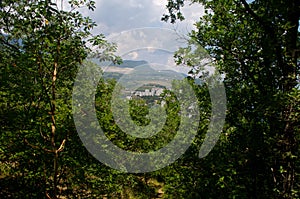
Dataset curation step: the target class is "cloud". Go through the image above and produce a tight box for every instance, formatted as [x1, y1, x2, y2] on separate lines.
[89, 0, 204, 35]
[86, 0, 205, 66]
[106, 28, 182, 57]
[127, 51, 139, 60]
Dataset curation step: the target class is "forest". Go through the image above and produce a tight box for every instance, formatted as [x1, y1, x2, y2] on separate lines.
[0, 0, 299, 198]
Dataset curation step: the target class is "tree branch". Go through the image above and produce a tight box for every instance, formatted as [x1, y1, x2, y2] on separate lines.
[239, 0, 268, 30]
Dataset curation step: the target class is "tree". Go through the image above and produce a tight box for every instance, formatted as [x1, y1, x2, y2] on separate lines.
[0, 0, 119, 198]
[163, 0, 300, 198]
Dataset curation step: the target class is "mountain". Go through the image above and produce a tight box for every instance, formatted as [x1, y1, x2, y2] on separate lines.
[90, 58, 148, 69]
[89, 59, 189, 87]
[115, 64, 187, 89]
[109, 60, 148, 68]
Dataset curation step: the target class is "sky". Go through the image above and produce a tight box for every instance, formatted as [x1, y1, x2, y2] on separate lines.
[83, 0, 204, 36]
[79, 0, 205, 74]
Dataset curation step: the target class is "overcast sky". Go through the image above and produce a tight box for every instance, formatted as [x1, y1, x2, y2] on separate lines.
[84, 0, 204, 36]
[81, 0, 205, 75]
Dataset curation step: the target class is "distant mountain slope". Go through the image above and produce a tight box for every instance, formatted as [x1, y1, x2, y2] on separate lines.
[109, 60, 148, 68]
[115, 65, 186, 88]
[90, 58, 148, 69]
[90, 59, 190, 86]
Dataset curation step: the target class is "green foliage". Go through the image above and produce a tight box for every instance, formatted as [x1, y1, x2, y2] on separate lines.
[1, 0, 299, 198]
[95, 79, 181, 153]
[0, 0, 121, 198]
[162, 0, 300, 198]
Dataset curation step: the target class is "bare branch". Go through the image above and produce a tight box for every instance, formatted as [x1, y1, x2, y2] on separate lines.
[56, 139, 66, 153]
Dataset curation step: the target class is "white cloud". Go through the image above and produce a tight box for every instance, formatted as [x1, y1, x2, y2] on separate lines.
[147, 47, 156, 53]
[84, 0, 205, 65]
[127, 51, 139, 60]
[129, 0, 144, 8]
[152, 0, 167, 7]
[88, 0, 204, 35]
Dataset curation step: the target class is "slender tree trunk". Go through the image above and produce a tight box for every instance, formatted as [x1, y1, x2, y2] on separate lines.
[51, 59, 58, 198]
